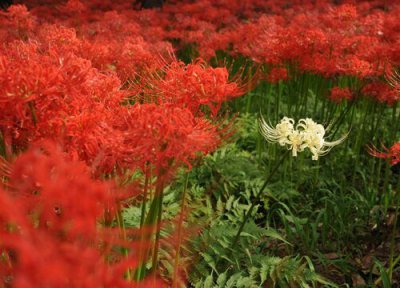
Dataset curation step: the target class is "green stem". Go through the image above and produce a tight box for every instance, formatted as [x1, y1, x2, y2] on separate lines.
[172, 173, 190, 288]
[135, 168, 166, 280]
[140, 164, 151, 228]
[136, 164, 151, 281]
[0, 130, 6, 159]
[381, 105, 398, 196]
[116, 206, 132, 281]
[329, 99, 354, 140]
[230, 150, 290, 250]
[151, 176, 165, 272]
[388, 185, 399, 281]
[276, 81, 282, 122]
[28, 101, 37, 126]
[245, 69, 253, 114]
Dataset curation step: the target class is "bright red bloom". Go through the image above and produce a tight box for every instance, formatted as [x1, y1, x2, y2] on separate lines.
[0, 143, 136, 288]
[266, 67, 289, 83]
[137, 59, 243, 116]
[0, 38, 127, 168]
[64, 0, 87, 14]
[329, 87, 353, 103]
[0, 4, 35, 40]
[7, 142, 113, 238]
[114, 103, 222, 177]
[368, 142, 400, 166]
[362, 81, 399, 105]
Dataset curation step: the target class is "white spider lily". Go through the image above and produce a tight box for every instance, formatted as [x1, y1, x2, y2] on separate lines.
[259, 116, 295, 146]
[298, 118, 348, 160]
[287, 129, 307, 157]
[259, 115, 348, 160]
[309, 132, 348, 160]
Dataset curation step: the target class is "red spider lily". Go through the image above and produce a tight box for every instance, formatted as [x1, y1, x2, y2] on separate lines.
[0, 38, 127, 164]
[0, 4, 35, 40]
[362, 81, 399, 106]
[0, 143, 154, 287]
[63, 0, 87, 14]
[266, 67, 289, 83]
[37, 24, 81, 54]
[136, 59, 243, 116]
[78, 36, 172, 83]
[329, 87, 353, 103]
[5, 142, 115, 238]
[368, 142, 400, 166]
[56, 102, 228, 176]
[8, 0, 400, 90]
[114, 103, 222, 178]
[0, 232, 133, 288]
[0, 38, 227, 177]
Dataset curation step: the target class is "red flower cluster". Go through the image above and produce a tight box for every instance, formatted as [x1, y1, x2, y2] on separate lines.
[0, 2, 245, 285]
[266, 67, 289, 84]
[329, 87, 353, 103]
[0, 3, 240, 174]
[5, 1, 399, 106]
[0, 143, 149, 288]
[362, 81, 399, 105]
[2, 0, 400, 285]
[113, 103, 223, 178]
[368, 142, 400, 166]
[136, 59, 243, 116]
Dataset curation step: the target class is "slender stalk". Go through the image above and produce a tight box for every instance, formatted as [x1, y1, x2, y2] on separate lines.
[375, 158, 384, 198]
[320, 96, 327, 122]
[1, 130, 12, 160]
[140, 164, 151, 228]
[135, 167, 165, 281]
[351, 100, 369, 185]
[276, 81, 282, 122]
[115, 206, 132, 281]
[245, 69, 253, 114]
[329, 99, 354, 140]
[28, 101, 37, 126]
[375, 224, 400, 287]
[135, 187, 164, 280]
[136, 164, 152, 281]
[388, 181, 399, 281]
[172, 173, 190, 288]
[374, 171, 400, 287]
[381, 106, 399, 198]
[0, 130, 6, 159]
[230, 150, 290, 250]
[151, 176, 165, 272]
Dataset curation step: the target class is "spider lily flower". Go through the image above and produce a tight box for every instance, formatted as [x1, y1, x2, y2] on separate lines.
[259, 116, 295, 146]
[368, 142, 400, 166]
[259, 115, 348, 160]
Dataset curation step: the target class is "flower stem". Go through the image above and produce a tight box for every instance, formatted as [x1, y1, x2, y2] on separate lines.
[230, 150, 290, 251]
[135, 164, 152, 281]
[388, 186, 399, 281]
[140, 164, 151, 228]
[115, 205, 132, 281]
[151, 177, 165, 272]
[172, 172, 190, 288]
[28, 101, 37, 126]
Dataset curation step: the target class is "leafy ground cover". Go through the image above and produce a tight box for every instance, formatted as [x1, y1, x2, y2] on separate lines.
[0, 0, 400, 287]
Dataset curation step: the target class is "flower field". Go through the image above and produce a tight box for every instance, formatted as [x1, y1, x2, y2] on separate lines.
[0, 0, 400, 287]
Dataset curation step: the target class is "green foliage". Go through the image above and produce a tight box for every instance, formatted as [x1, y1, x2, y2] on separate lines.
[123, 187, 181, 228]
[179, 119, 332, 287]
[188, 196, 330, 287]
[122, 107, 399, 286]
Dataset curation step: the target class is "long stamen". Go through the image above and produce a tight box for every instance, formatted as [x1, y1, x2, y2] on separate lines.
[259, 116, 349, 160]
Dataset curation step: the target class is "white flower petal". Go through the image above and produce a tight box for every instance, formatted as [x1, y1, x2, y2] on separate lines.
[259, 115, 349, 160]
